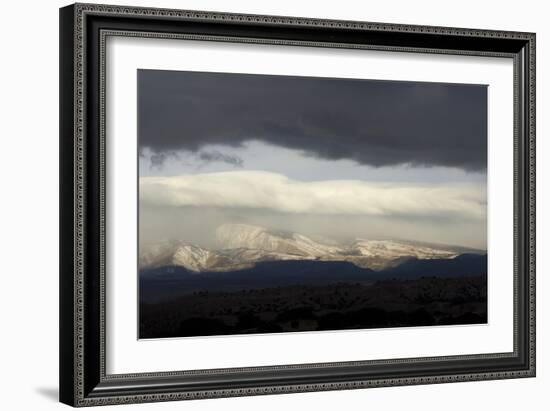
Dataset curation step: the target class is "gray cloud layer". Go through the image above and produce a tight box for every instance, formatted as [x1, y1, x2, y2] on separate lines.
[138, 70, 487, 171]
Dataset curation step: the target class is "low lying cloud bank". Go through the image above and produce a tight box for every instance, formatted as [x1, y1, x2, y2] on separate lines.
[140, 171, 486, 220]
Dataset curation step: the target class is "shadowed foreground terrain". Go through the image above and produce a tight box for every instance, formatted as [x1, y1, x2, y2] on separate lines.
[140, 274, 487, 338]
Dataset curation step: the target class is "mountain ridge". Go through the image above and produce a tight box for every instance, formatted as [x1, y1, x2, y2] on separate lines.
[140, 223, 486, 272]
[140, 254, 488, 302]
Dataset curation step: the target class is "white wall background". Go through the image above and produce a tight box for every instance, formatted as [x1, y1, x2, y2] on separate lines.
[0, 0, 546, 409]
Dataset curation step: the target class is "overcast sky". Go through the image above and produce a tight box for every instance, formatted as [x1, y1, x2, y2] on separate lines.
[138, 69, 487, 249]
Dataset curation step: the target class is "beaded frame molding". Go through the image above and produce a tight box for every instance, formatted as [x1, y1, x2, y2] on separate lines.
[59, 3, 535, 407]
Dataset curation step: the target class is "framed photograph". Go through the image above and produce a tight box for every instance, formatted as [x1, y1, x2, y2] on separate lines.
[59, 3, 535, 407]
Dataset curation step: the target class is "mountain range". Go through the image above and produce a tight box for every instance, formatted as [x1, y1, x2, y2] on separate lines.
[139, 223, 485, 272]
[140, 254, 488, 303]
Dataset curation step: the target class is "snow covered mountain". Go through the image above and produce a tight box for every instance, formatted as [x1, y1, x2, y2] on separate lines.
[140, 223, 482, 272]
[216, 223, 342, 257]
[351, 239, 456, 259]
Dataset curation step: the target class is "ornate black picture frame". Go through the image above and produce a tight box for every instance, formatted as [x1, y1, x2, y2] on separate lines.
[59, 3, 535, 407]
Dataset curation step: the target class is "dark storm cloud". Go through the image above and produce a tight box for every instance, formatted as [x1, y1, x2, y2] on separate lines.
[149, 152, 170, 169]
[197, 150, 243, 167]
[138, 69, 487, 171]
